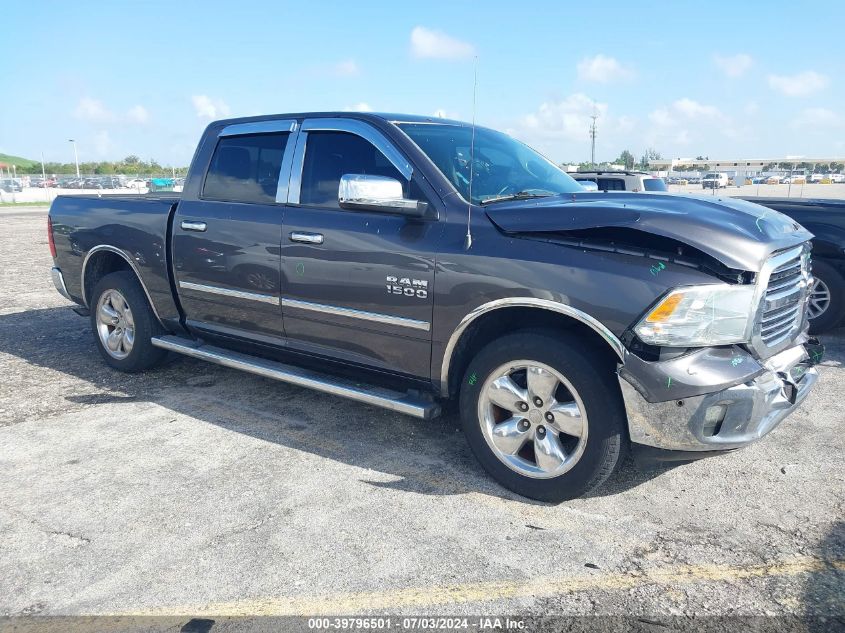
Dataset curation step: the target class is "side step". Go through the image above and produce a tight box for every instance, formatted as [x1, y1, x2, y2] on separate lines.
[151, 335, 441, 420]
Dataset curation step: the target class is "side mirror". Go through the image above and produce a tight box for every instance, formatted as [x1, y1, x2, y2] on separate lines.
[338, 174, 430, 218]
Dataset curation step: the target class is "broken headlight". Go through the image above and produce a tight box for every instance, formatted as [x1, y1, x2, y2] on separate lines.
[634, 284, 756, 347]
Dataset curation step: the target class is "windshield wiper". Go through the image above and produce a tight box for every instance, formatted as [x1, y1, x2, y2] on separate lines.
[480, 191, 553, 205]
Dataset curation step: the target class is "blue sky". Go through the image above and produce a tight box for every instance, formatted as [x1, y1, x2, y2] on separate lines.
[1, 0, 843, 166]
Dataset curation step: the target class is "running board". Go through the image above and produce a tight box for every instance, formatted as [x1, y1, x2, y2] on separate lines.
[151, 335, 440, 420]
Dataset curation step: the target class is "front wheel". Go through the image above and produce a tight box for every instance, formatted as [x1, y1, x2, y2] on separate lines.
[459, 331, 627, 502]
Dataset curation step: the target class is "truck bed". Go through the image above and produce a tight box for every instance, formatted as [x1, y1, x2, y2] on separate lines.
[49, 194, 182, 325]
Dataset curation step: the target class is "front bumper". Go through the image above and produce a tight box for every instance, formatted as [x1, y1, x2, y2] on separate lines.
[619, 341, 821, 452]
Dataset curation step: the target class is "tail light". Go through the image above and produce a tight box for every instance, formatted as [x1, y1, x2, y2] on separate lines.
[47, 216, 57, 258]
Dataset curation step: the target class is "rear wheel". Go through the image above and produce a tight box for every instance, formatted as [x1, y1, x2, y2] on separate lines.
[808, 259, 845, 334]
[90, 271, 167, 372]
[459, 331, 627, 502]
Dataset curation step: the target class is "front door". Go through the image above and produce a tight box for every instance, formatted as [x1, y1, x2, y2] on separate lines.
[172, 121, 296, 343]
[280, 119, 440, 378]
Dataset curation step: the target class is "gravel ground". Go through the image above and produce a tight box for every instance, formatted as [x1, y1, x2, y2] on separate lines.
[0, 205, 843, 621]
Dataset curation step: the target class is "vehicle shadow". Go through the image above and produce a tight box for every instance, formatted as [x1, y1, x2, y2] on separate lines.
[802, 520, 845, 629]
[2, 307, 842, 504]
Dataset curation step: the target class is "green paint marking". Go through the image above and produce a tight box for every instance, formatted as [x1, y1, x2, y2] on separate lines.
[468, 373, 478, 386]
[666, 376, 672, 388]
[731, 356, 744, 367]
[295, 262, 305, 276]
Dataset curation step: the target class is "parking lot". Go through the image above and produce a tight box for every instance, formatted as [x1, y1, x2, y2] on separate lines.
[0, 204, 843, 618]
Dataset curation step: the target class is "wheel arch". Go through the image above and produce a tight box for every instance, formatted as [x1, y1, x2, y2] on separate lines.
[440, 298, 626, 398]
[81, 245, 164, 325]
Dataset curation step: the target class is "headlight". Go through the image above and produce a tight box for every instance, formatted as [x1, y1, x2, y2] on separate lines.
[634, 284, 756, 347]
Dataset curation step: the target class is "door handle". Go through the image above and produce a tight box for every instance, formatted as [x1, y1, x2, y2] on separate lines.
[289, 231, 324, 245]
[181, 220, 207, 232]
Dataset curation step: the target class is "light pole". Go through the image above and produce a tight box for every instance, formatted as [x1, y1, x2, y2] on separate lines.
[68, 139, 80, 178]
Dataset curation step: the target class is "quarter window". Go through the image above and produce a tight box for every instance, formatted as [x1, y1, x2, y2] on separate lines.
[203, 133, 288, 204]
[299, 131, 404, 208]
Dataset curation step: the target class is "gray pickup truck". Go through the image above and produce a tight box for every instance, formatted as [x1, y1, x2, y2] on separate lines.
[48, 112, 822, 501]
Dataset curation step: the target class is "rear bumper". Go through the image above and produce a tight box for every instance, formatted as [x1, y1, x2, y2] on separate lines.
[51, 266, 72, 301]
[619, 341, 821, 452]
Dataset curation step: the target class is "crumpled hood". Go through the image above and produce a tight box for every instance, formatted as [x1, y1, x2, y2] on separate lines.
[484, 192, 812, 272]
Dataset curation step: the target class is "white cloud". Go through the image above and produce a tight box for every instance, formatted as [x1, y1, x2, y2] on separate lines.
[792, 107, 842, 128]
[126, 105, 149, 123]
[93, 130, 113, 157]
[713, 53, 753, 78]
[517, 94, 606, 142]
[433, 108, 459, 119]
[645, 98, 726, 150]
[333, 59, 360, 77]
[343, 102, 373, 112]
[576, 54, 634, 83]
[768, 71, 829, 97]
[192, 95, 231, 119]
[744, 101, 760, 115]
[410, 26, 475, 60]
[74, 97, 114, 122]
[673, 98, 722, 119]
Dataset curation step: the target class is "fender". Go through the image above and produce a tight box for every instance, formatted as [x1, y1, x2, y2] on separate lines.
[439, 297, 626, 395]
[81, 244, 165, 326]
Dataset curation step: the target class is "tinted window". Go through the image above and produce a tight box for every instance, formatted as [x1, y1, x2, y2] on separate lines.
[300, 131, 403, 208]
[597, 178, 625, 191]
[398, 123, 581, 204]
[643, 178, 667, 191]
[203, 133, 288, 204]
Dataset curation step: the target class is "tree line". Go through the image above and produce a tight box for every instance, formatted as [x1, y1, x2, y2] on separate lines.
[12, 155, 189, 177]
[561, 149, 663, 171]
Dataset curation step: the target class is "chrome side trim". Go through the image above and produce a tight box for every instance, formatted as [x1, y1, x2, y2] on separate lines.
[282, 297, 430, 331]
[287, 117, 413, 205]
[439, 298, 626, 395]
[179, 281, 279, 305]
[81, 245, 164, 325]
[151, 335, 440, 419]
[219, 119, 298, 137]
[51, 267, 72, 301]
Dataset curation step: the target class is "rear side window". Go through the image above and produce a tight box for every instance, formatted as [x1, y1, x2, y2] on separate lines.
[597, 178, 625, 191]
[203, 133, 288, 204]
[643, 178, 667, 192]
[300, 131, 404, 208]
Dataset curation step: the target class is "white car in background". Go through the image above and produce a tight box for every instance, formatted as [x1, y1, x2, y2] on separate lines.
[125, 178, 147, 189]
[829, 173, 845, 183]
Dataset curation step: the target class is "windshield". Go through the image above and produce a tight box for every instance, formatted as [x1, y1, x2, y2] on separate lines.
[703, 173, 719, 179]
[397, 123, 583, 204]
[643, 178, 667, 192]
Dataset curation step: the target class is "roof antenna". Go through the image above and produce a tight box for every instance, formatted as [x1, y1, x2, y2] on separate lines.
[464, 56, 478, 251]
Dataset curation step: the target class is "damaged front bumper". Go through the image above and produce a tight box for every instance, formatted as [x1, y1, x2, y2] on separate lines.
[618, 338, 822, 453]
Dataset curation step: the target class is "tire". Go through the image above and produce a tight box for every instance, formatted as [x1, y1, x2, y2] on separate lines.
[808, 259, 845, 334]
[459, 331, 627, 502]
[90, 271, 167, 372]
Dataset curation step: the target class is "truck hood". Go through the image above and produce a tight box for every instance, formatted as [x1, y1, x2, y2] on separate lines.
[484, 192, 812, 272]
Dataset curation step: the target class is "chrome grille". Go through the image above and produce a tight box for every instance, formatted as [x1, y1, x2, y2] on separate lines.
[759, 249, 808, 347]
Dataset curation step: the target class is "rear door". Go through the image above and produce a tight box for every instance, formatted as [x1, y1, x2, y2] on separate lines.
[172, 120, 297, 343]
[280, 118, 440, 378]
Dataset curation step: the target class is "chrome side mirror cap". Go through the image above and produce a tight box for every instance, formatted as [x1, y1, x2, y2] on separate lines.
[338, 174, 430, 218]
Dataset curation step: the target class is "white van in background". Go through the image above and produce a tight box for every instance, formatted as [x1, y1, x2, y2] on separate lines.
[702, 173, 729, 189]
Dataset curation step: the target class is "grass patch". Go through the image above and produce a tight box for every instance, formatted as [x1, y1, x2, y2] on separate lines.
[0, 201, 50, 207]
